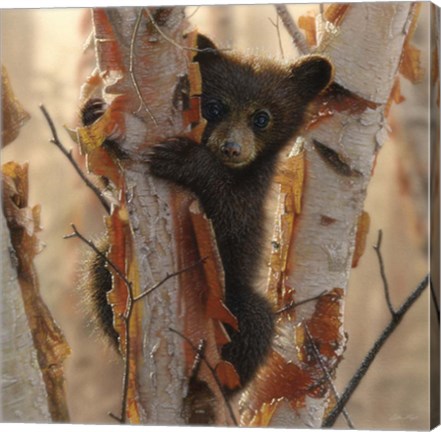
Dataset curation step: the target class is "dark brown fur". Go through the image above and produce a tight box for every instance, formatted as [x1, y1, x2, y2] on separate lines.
[82, 34, 333, 391]
[148, 35, 333, 389]
[81, 237, 119, 346]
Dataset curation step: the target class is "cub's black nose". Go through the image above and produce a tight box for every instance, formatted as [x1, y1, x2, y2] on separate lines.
[220, 141, 242, 158]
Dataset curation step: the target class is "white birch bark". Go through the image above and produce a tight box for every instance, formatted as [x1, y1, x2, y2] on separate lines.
[89, 7, 230, 424]
[266, 3, 414, 427]
[87, 3, 416, 427]
[103, 8, 187, 424]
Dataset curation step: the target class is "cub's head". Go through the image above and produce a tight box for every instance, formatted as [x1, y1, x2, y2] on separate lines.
[194, 35, 333, 168]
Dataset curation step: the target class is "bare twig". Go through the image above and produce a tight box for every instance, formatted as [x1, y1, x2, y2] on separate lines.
[373, 230, 396, 316]
[186, 6, 201, 20]
[268, 15, 285, 59]
[40, 104, 111, 214]
[169, 328, 238, 426]
[129, 9, 158, 125]
[65, 224, 204, 423]
[276, 290, 328, 315]
[275, 5, 309, 55]
[430, 277, 440, 324]
[322, 273, 430, 427]
[114, 257, 205, 423]
[144, 7, 230, 54]
[64, 224, 129, 289]
[132, 256, 207, 302]
[304, 323, 354, 429]
[108, 412, 122, 423]
[64, 224, 132, 423]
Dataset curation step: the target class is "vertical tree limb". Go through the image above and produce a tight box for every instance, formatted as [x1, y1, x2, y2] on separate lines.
[241, 3, 417, 428]
[2, 67, 70, 422]
[276, 5, 309, 55]
[80, 7, 231, 424]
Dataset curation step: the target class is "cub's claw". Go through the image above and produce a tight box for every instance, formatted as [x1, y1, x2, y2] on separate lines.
[148, 138, 196, 181]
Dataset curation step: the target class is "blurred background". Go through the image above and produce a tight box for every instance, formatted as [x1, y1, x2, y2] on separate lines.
[1, 4, 434, 429]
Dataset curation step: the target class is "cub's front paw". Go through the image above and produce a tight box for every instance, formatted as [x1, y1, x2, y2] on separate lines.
[148, 137, 199, 182]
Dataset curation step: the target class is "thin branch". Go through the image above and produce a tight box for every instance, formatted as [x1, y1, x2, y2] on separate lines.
[39, 104, 111, 214]
[118, 287, 133, 423]
[64, 224, 130, 289]
[144, 7, 230, 54]
[186, 6, 201, 19]
[430, 276, 440, 324]
[108, 412, 122, 423]
[64, 224, 132, 423]
[114, 259, 205, 423]
[276, 290, 327, 315]
[304, 323, 354, 429]
[82, 30, 94, 53]
[268, 15, 285, 60]
[373, 230, 396, 316]
[129, 9, 158, 125]
[275, 4, 309, 55]
[65, 224, 204, 423]
[132, 256, 207, 302]
[169, 328, 238, 426]
[322, 273, 430, 428]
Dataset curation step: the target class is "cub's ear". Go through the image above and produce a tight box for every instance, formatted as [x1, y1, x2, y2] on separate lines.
[291, 55, 334, 101]
[194, 34, 220, 62]
[197, 34, 218, 51]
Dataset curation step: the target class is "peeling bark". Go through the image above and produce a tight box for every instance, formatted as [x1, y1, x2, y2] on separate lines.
[240, 3, 416, 427]
[1, 68, 70, 422]
[1, 214, 51, 422]
[78, 3, 420, 427]
[81, 7, 231, 425]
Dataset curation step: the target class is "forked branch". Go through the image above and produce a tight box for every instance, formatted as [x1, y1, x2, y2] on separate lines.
[39, 105, 111, 214]
[322, 272, 429, 427]
[304, 324, 354, 428]
[65, 224, 206, 423]
[169, 328, 238, 426]
[373, 230, 396, 316]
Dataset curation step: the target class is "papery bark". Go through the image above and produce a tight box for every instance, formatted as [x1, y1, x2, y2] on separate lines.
[240, 3, 417, 427]
[84, 7, 231, 425]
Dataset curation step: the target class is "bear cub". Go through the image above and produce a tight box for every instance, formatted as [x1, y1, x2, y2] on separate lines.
[148, 35, 333, 389]
[82, 34, 333, 392]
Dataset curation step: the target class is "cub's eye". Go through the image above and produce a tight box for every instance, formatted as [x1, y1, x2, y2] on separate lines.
[203, 100, 224, 121]
[253, 110, 271, 130]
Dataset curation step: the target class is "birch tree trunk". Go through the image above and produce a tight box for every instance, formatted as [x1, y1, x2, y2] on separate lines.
[240, 2, 418, 427]
[1, 68, 48, 423]
[77, 3, 420, 427]
[79, 7, 232, 425]
[1, 67, 70, 422]
[1, 214, 51, 422]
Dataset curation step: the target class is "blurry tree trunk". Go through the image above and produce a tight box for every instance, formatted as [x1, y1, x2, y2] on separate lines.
[1, 213, 51, 422]
[1, 68, 47, 423]
[240, 3, 418, 428]
[205, 6, 234, 48]
[1, 67, 70, 422]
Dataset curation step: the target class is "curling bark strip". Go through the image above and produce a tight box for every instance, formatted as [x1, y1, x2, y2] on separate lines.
[241, 3, 416, 427]
[82, 7, 231, 424]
